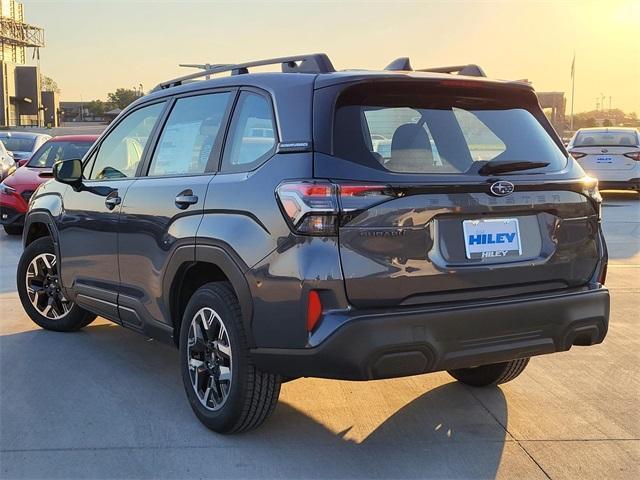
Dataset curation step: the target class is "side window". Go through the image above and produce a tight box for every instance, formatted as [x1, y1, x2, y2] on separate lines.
[221, 92, 276, 172]
[148, 92, 231, 176]
[89, 102, 164, 180]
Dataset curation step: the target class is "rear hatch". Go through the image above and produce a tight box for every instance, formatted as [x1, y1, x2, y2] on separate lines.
[569, 130, 640, 174]
[313, 78, 602, 308]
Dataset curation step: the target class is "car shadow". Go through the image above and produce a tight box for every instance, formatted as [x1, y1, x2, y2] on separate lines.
[0, 323, 509, 479]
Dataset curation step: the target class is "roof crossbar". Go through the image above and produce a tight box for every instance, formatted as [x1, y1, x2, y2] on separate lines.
[153, 53, 335, 92]
[418, 64, 486, 77]
[384, 57, 486, 77]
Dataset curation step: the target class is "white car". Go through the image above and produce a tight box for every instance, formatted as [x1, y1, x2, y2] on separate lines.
[0, 140, 16, 181]
[568, 127, 640, 193]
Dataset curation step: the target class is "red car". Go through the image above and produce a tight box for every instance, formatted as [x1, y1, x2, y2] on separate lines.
[0, 135, 98, 235]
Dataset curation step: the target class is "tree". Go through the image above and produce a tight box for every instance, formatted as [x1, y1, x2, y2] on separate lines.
[41, 75, 60, 93]
[602, 118, 612, 127]
[585, 117, 596, 128]
[87, 100, 108, 116]
[107, 88, 141, 110]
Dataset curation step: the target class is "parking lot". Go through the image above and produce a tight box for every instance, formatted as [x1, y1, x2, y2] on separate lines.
[0, 191, 638, 479]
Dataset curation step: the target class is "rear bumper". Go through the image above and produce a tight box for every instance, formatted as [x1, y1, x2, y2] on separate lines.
[598, 179, 640, 191]
[251, 286, 609, 380]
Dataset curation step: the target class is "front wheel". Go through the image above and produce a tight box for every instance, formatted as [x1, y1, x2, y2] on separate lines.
[448, 358, 530, 387]
[179, 282, 281, 434]
[17, 236, 96, 331]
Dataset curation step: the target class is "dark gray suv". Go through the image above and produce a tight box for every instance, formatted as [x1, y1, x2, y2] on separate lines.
[16, 54, 610, 433]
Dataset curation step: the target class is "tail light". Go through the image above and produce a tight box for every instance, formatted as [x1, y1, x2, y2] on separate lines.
[582, 176, 602, 218]
[276, 180, 393, 235]
[569, 150, 587, 160]
[623, 152, 640, 161]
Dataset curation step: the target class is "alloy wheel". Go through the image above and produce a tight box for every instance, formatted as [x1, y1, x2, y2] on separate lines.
[187, 307, 233, 411]
[25, 253, 71, 320]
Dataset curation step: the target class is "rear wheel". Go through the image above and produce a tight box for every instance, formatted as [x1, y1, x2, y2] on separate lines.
[17, 236, 96, 331]
[448, 358, 530, 387]
[3, 225, 22, 235]
[179, 282, 281, 433]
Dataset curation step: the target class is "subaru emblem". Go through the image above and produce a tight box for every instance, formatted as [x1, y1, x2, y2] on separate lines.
[490, 181, 515, 197]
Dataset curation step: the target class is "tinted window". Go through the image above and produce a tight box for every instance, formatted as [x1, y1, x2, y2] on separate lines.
[148, 93, 230, 176]
[221, 92, 276, 172]
[27, 141, 93, 168]
[334, 86, 567, 175]
[89, 102, 164, 180]
[0, 136, 35, 152]
[574, 131, 639, 147]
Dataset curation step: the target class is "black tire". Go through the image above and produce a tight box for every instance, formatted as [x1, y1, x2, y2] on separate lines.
[448, 358, 530, 387]
[17, 236, 96, 332]
[3, 225, 22, 235]
[179, 281, 281, 434]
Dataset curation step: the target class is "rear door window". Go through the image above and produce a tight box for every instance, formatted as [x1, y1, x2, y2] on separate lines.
[333, 84, 567, 175]
[147, 92, 231, 176]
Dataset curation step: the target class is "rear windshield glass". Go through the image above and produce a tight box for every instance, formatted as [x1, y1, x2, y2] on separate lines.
[333, 85, 567, 175]
[0, 136, 35, 152]
[27, 141, 92, 168]
[574, 131, 638, 147]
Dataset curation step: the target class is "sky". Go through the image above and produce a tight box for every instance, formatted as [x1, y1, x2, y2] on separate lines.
[23, 0, 639, 114]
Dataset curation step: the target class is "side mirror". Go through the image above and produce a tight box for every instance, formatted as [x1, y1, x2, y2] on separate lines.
[53, 158, 83, 190]
[17, 159, 28, 167]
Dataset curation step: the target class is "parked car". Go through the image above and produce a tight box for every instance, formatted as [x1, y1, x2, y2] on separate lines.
[568, 127, 640, 193]
[0, 140, 16, 181]
[0, 131, 51, 165]
[0, 135, 98, 235]
[17, 54, 609, 434]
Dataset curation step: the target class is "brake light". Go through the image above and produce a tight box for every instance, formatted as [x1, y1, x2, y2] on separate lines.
[623, 152, 640, 161]
[307, 290, 322, 332]
[276, 181, 393, 235]
[569, 150, 587, 160]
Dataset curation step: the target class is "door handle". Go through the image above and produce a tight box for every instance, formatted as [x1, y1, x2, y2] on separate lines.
[175, 189, 199, 209]
[105, 194, 121, 210]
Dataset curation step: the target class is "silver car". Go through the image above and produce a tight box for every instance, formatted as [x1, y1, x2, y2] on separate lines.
[0, 131, 51, 166]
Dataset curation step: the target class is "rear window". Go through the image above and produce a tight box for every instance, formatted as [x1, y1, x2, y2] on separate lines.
[333, 84, 567, 175]
[0, 136, 35, 152]
[574, 131, 638, 147]
[27, 141, 93, 168]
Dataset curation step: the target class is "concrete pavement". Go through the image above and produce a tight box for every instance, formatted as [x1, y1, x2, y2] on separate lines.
[0, 192, 638, 479]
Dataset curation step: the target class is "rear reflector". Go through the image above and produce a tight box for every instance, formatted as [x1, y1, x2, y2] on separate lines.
[307, 290, 322, 332]
[598, 262, 607, 286]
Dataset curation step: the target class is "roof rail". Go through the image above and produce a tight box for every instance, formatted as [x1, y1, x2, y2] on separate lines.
[384, 57, 486, 77]
[152, 53, 335, 92]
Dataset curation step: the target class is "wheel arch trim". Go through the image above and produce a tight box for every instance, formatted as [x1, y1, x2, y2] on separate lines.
[163, 242, 255, 347]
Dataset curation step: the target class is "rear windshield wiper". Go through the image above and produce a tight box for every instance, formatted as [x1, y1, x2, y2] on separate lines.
[478, 161, 550, 176]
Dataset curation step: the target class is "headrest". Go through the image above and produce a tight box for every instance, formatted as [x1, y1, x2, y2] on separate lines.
[389, 123, 432, 172]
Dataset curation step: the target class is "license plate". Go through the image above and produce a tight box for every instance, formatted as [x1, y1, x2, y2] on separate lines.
[596, 156, 613, 163]
[463, 218, 522, 259]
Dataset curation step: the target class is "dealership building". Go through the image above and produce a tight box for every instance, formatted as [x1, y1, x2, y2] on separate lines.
[0, 0, 58, 127]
